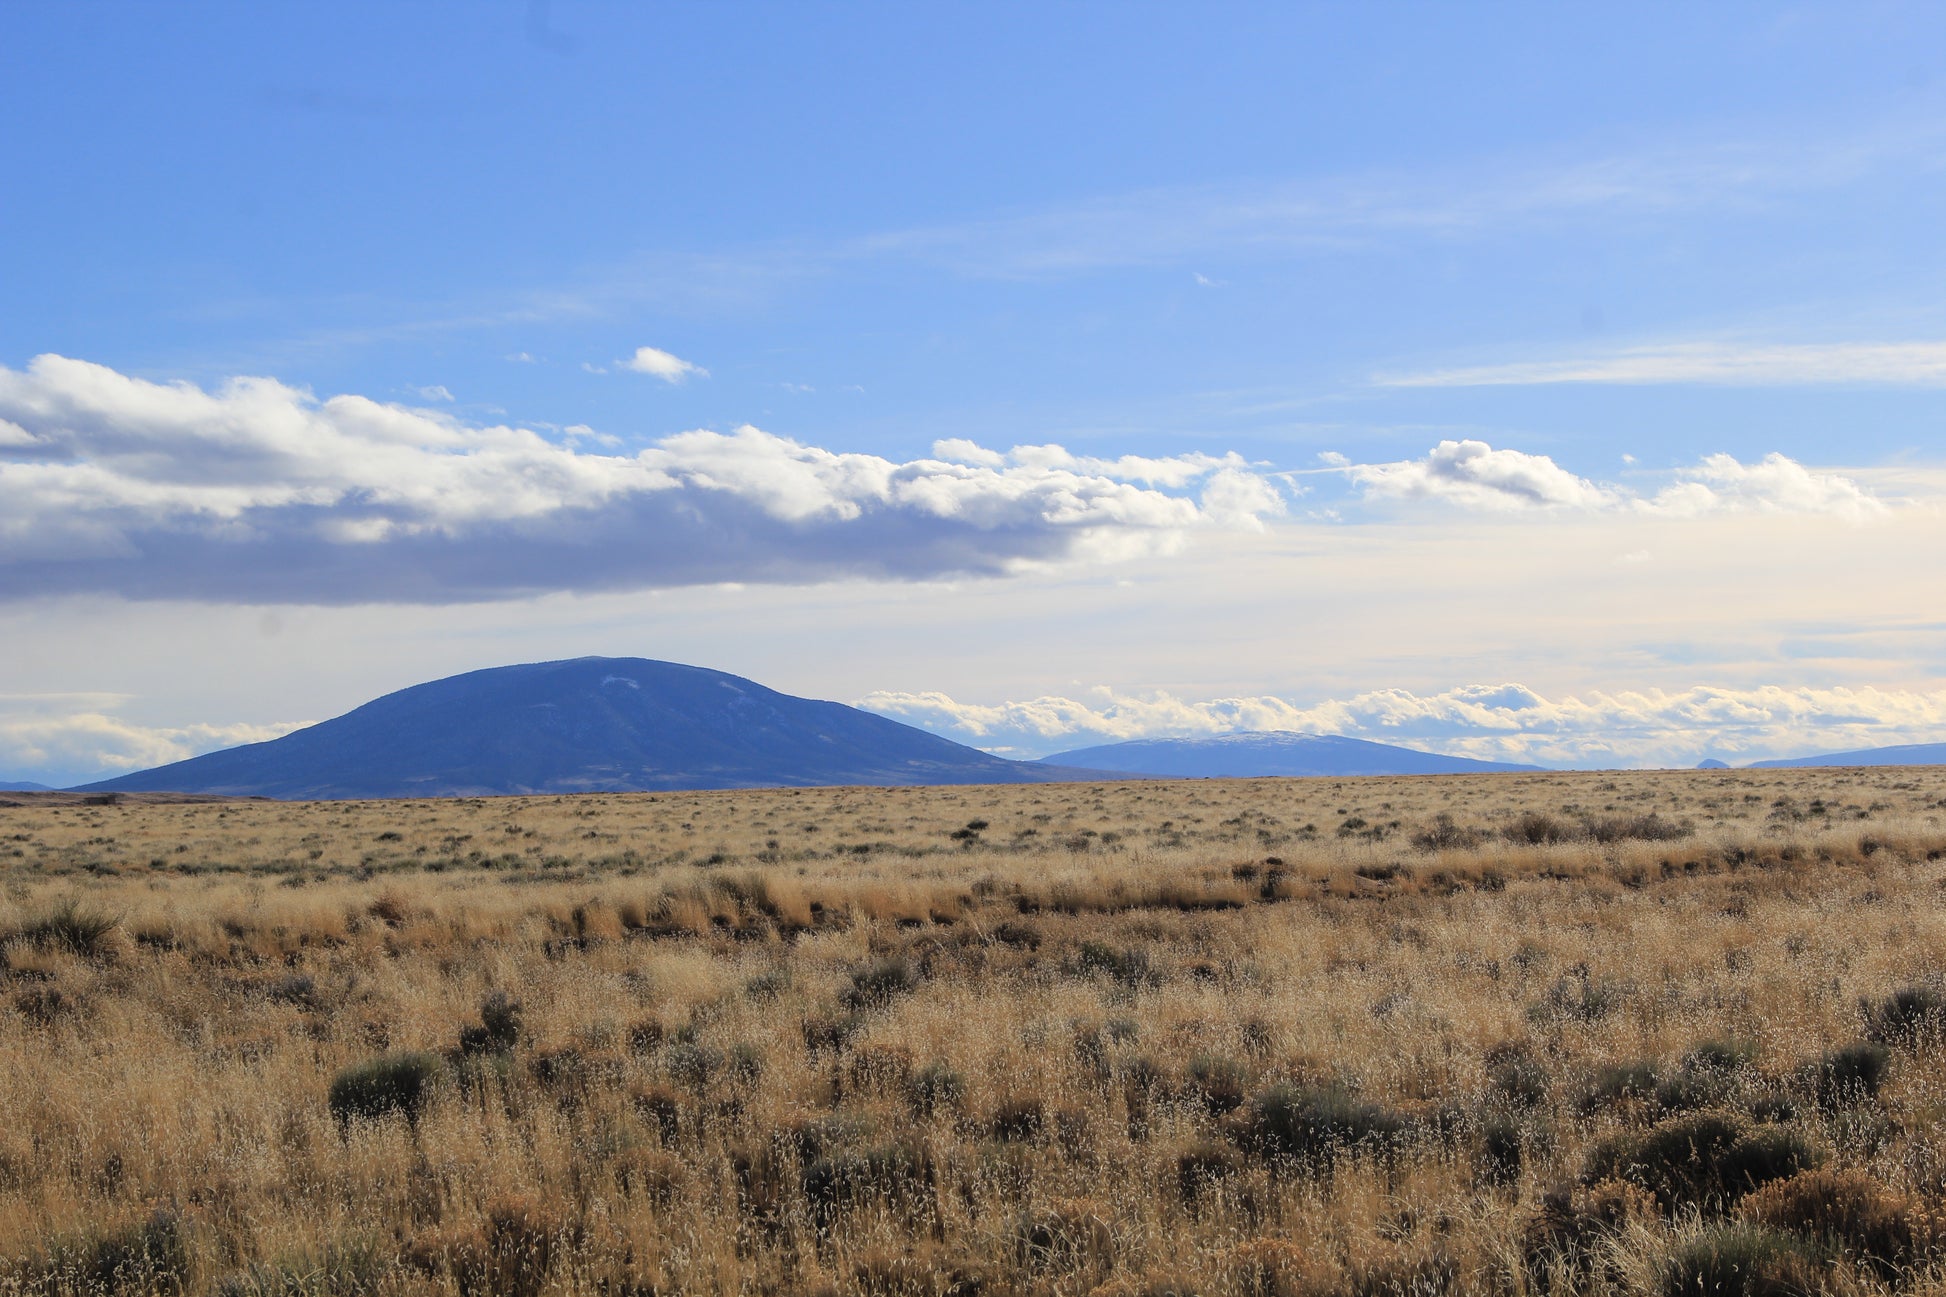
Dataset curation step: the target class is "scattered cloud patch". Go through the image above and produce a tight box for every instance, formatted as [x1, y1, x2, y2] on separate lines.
[620, 345, 707, 383]
[0, 355, 1286, 604]
[1345, 440, 1622, 511]
[860, 682, 1946, 769]
[412, 384, 455, 403]
[1380, 341, 1946, 388]
[1336, 440, 1886, 519]
[0, 694, 306, 785]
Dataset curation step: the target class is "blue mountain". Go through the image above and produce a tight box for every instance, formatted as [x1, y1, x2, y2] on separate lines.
[1745, 742, 1946, 770]
[79, 657, 1115, 799]
[1037, 731, 1545, 778]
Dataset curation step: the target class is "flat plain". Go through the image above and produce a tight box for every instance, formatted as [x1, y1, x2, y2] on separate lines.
[4, 766, 1946, 1295]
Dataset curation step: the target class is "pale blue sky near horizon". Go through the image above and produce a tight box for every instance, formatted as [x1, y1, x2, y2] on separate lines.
[5, 2, 1946, 783]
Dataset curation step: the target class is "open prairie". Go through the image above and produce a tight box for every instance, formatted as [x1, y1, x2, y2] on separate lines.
[5, 766, 1946, 1295]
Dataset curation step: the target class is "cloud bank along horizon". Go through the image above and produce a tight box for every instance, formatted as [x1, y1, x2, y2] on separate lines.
[1, 352, 1935, 781]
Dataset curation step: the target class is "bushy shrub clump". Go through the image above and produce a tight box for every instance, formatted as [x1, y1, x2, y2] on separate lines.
[1862, 986, 1946, 1047]
[841, 957, 918, 1010]
[328, 1051, 444, 1127]
[458, 990, 522, 1055]
[1740, 1168, 1938, 1276]
[1583, 1112, 1820, 1213]
[1070, 940, 1160, 988]
[1236, 1082, 1407, 1167]
[1804, 1041, 1890, 1111]
[6, 897, 122, 960]
[17, 1209, 193, 1297]
[1657, 1223, 1820, 1297]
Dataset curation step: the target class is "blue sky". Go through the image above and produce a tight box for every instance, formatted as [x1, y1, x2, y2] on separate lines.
[5, 2, 1946, 782]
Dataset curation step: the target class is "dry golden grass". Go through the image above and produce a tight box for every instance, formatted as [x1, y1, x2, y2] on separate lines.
[2, 766, 1946, 1294]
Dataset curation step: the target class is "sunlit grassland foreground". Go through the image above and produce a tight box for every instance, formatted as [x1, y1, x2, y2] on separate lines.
[5, 768, 1946, 1295]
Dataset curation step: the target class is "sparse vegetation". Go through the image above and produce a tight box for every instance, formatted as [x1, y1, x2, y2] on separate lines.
[3, 767, 1946, 1292]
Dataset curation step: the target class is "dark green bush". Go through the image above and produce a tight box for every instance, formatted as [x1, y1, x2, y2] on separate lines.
[1584, 813, 1690, 844]
[213, 1238, 389, 1297]
[1658, 1223, 1820, 1297]
[906, 1063, 967, 1118]
[458, 990, 521, 1055]
[1412, 813, 1486, 852]
[1863, 986, 1946, 1047]
[1581, 1060, 1661, 1113]
[1486, 1042, 1552, 1109]
[328, 1051, 443, 1127]
[801, 1140, 935, 1231]
[34, 1209, 192, 1296]
[1479, 1113, 1526, 1187]
[988, 1096, 1045, 1142]
[10, 897, 121, 960]
[1656, 1065, 1742, 1115]
[1238, 1082, 1407, 1166]
[1584, 1112, 1820, 1213]
[664, 1041, 724, 1090]
[1683, 1040, 1758, 1074]
[1805, 1042, 1890, 1111]
[1071, 940, 1160, 988]
[1177, 1141, 1239, 1204]
[1504, 812, 1576, 845]
[1186, 1055, 1248, 1116]
[841, 958, 918, 1010]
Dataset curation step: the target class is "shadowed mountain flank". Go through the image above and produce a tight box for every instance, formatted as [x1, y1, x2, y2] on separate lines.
[1746, 741, 1946, 770]
[80, 658, 1114, 799]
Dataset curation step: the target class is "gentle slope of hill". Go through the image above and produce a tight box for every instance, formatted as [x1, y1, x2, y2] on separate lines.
[0, 780, 51, 792]
[80, 657, 1114, 799]
[1036, 731, 1546, 777]
[1746, 741, 1946, 770]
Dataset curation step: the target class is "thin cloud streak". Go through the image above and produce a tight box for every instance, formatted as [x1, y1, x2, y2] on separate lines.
[1380, 341, 1946, 389]
[244, 115, 1946, 359]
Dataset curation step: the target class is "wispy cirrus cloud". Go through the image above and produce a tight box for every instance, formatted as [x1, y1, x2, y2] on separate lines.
[0, 355, 1285, 605]
[861, 681, 1946, 768]
[1379, 341, 1946, 389]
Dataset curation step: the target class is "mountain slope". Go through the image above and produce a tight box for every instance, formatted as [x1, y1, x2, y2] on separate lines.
[0, 781, 51, 792]
[1038, 731, 1545, 778]
[81, 657, 1112, 799]
[1745, 741, 1946, 770]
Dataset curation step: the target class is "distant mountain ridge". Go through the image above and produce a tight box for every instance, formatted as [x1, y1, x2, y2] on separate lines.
[1037, 731, 1545, 778]
[1745, 741, 1946, 770]
[80, 657, 1118, 799]
[0, 780, 52, 792]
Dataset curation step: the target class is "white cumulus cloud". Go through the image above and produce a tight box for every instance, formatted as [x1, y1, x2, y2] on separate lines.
[620, 345, 708, 382]
[0, 355, 1285, 604]
[1337, 439, 1886, 519]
